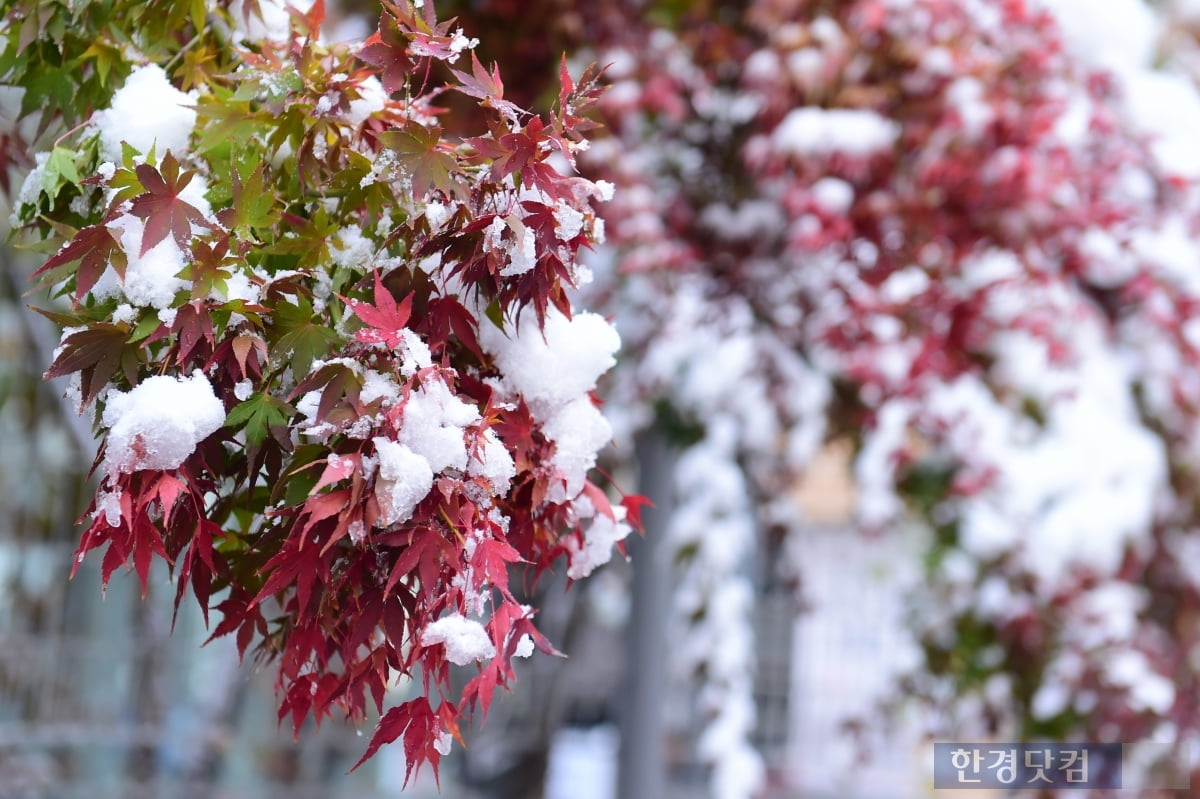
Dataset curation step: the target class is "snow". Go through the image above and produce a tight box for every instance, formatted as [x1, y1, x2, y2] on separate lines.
[664, 419, 765, 799]
[94, 65, 198, 160]
[1039, 0, 1200, 177]
[483, 216, 506, 251]
[468, 429, 517, 493]
[96, 487, 123, 528]
[1120, 69, 1200, 177]
[111, 304, 136, 325]
[958, 248, 1022, 292]
[1072, 581, 1147, 649]
[1130, 217, 1200, 295]
[229, 0, 316, 42]
[501, 227, 538, 277]
[1035, 0, 1159, 73]
[593, 180, 616, 202]
[101, 371, 225, 474]
[330, 225, 374, 270]
[1052, 90, 1094, 148]
[810, 177, 854, 214]
[397, 328, 434, 376]
[480, 307, 620, 500]
[419, 613, 496, 665]
[880, 266, 930, 304]
[1031, 661, 1077, 720]
[946, 76, 994, 137]
[360, 370, 400, 407]
[1178, 0, 1200, 22]
[447, 29, 480, 63]
[954, 326, 1166, 586]
[372, 437, 434, 526]
[566, 505, 631, 580]
[221, 271, 261, 305]
[542, 396, 614, 502]
[772, 108, 899, 157]
[699, 201, 786, 241]
[855, 400, 913, 528]
[424, 199, 451, 230]
[513, 634, 535, 658]
[1106, 650, 1176, 713]
[89, 170, 214, 308]
[398, 377, 480, 473]
[692, 576, 765, 799]
[545, 726, 618, 799]
[554, 201, 586, 242]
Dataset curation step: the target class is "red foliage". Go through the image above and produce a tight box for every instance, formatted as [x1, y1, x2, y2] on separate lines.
[11, 1, 638, 777]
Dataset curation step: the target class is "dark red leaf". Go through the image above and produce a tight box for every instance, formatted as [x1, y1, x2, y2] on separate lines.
[32, 223, 126, 302]
[357, 14, 413, 95]
[350, 697, 439, 779]
[130, 152, 210, 254]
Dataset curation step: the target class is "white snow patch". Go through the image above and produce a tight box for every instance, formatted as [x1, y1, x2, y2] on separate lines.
[566, 505, 631, 580]
[1106, 650, 1176, 713]
[229, 0, 316, 42]
[399, 378, 480, 474]
[420, 613, 496, 665]
[810, 177, 855, 214]
[348, 76, 388, 125]
[544, 397, 614, 503]
[372, 437, 434, 526]
[1035, 0, 1159, 72]
[94, 65, 198, 160]
[469, 429, 517, 493]
[554, 201, 586, 242]
[772, 108, 899, 157]
[102, 372, 225, 473]
[480, 308, 620, 410]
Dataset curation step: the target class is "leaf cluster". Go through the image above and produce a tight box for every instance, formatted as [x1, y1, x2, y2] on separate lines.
[7, 0, 634, 776]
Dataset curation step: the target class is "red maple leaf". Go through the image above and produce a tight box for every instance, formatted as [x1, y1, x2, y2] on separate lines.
[130, 151, 210, 254]
[352, 696, 443, 781]
[341, 270, 414, 348]
[450, 52, 523, 120]
[472, 537, 523, 599]
[466, 118, 543, 183]
[357, 12, 414, 95]
[32, 221, 127, 302]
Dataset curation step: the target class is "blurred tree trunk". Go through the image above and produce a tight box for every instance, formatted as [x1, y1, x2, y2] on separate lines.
[617, 430, 670, 799]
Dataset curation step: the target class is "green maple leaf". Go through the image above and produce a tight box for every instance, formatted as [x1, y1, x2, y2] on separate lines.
[196, 93, 265, 154]
[225, 391, 294, 446]
[267, 294, 340, 377]
[268, 208, 338, 271]
[216, 160, 278, 236]
[183, 236, 235, 300]
[378, 122, 458, 196]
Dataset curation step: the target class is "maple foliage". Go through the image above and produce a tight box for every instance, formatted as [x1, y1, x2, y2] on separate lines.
[4, 0, 637, 776]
